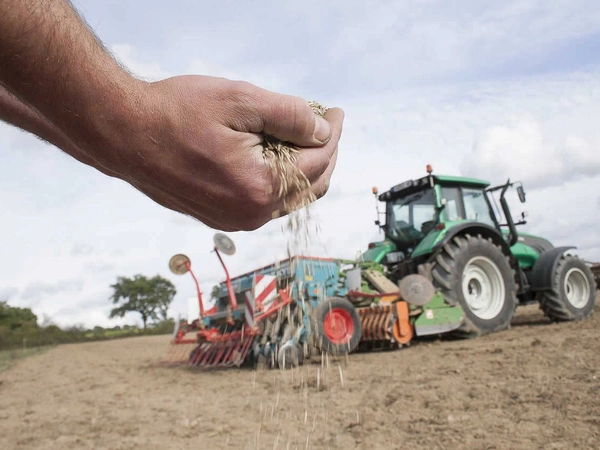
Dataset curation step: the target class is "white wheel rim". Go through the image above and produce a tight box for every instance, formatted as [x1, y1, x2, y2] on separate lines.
[462, 256, 505, 320]
[564, 268, 590, 309]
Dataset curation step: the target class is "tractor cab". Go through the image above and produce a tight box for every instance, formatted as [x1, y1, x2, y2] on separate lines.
[365, 165, 528, 264]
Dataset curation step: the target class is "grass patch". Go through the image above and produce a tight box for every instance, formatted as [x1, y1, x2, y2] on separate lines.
[0, 347, 51, 373]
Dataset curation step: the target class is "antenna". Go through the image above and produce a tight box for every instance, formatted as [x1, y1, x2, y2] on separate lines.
[372, 187, 383, 233]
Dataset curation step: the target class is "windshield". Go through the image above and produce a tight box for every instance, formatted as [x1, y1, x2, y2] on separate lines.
[386, 188, 437, 248]
[441, 186, 496, 227]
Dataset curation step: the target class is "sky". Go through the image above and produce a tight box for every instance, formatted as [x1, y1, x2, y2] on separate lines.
[1, 0, 599, 328]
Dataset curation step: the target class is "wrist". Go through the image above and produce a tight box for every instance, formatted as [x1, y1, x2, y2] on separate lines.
[75, 74, 152, 171]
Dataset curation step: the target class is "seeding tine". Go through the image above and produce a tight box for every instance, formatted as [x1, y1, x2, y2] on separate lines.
[191, 343, 211, 367]
[165, 343, 196, 365]
[222, 340, 242, 367]
[210, 342, 229, 367]
[188, 345, 202, 366]
[221, 340, 239, 367]
[200, 344, 218, 367]
[239, 337, 254, 365]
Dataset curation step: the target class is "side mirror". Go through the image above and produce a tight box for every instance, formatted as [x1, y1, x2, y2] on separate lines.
[517, 186, 526, 203]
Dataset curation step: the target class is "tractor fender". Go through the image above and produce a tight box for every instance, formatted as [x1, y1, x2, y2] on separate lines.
[432, 223, 513, 259]
[528, 246, 576, 291]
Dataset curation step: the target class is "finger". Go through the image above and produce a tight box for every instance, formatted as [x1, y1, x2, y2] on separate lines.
[235, 84, 335, 147]
[267, 148, 338, 220]
[292, 107, 344, 184]
[310, 144, 339, 200]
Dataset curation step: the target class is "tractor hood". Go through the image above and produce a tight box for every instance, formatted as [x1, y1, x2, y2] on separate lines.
[362, 239, 397, 263]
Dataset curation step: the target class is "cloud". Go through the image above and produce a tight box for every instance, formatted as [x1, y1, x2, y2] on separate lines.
[459, 116, 600, 189]
[109, 43, 172, 81]
[0, 287, 19, 303]
[20, 279, 85, 304]
[70, 243, 94, 257]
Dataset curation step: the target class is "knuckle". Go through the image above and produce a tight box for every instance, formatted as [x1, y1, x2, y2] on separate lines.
[224, 80, 260, 111]
[288, 97, 312, 138]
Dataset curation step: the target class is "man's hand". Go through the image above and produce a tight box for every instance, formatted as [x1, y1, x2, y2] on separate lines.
[94, 76, 344, 231]
[0, 0, 344, 231]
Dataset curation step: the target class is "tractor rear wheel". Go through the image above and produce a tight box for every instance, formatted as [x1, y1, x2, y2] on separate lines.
[538, 254, 596, 322]
[311, 297, 362, 355]
[431, 234, 518, 337]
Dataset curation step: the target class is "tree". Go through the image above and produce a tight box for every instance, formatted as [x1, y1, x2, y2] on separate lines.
[0, 301, 38, 330]
[211, 284, 221, 301]
[109, 274, 176, 329]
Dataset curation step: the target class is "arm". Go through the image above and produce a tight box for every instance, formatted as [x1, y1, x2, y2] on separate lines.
[0, 0, 344, 231]
[0, 0, 143, 157]
[0, 84, 102, 167]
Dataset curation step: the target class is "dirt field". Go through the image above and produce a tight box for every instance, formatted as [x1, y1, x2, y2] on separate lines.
[1, 297, 599, 450]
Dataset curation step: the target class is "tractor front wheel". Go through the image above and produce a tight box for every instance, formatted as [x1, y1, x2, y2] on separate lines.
[431, 234, 518, 337]
[538, 254, 596, 322]
[312, 297, 362, 355]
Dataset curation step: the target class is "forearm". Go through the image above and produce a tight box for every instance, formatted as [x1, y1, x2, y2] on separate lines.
[0, 83, 69, 149]
[0, 0, 145, 158]
[0, 84, 118, 176]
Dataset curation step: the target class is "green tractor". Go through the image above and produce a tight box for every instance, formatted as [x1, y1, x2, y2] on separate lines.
[362, 165, 598, 337]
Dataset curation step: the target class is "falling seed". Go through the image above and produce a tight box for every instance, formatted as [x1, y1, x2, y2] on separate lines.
[338, 364, 344, 387]
[262, 101, 328, 256]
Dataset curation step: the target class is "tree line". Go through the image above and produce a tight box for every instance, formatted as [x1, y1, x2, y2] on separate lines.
[0, 273, 182, 351]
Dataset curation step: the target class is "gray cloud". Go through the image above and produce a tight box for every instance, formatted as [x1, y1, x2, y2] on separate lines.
[70, 243, 94, 256]
[85, 261, 116, 273]
[0, 287, 19, 303]
[21, 279, 85, 304]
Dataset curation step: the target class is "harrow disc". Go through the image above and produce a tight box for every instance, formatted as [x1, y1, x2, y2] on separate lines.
[169, 254, 191, 275]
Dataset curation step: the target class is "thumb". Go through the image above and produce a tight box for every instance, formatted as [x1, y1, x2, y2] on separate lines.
[249, 89, 333, 147]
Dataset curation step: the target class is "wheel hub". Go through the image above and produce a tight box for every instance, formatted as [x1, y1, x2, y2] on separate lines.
[323, 308, 355, 345]
[564, 268, 590, 308]
[462, 256, 505, 320]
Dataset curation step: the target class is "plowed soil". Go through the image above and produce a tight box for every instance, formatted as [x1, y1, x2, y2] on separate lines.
[1, 296, 599, 450]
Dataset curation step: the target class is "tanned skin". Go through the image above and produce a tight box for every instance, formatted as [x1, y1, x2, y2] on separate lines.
[0, 0, 344, 231]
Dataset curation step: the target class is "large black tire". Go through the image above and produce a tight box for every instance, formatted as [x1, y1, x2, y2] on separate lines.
[431, 233, 518, 337]
[538, 254, 596, 322]
[311, 297, 362, 355]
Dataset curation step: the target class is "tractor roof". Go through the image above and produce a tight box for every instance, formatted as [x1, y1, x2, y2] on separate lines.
[434, 175, 490, 187]
[378, 174, 490, 201]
